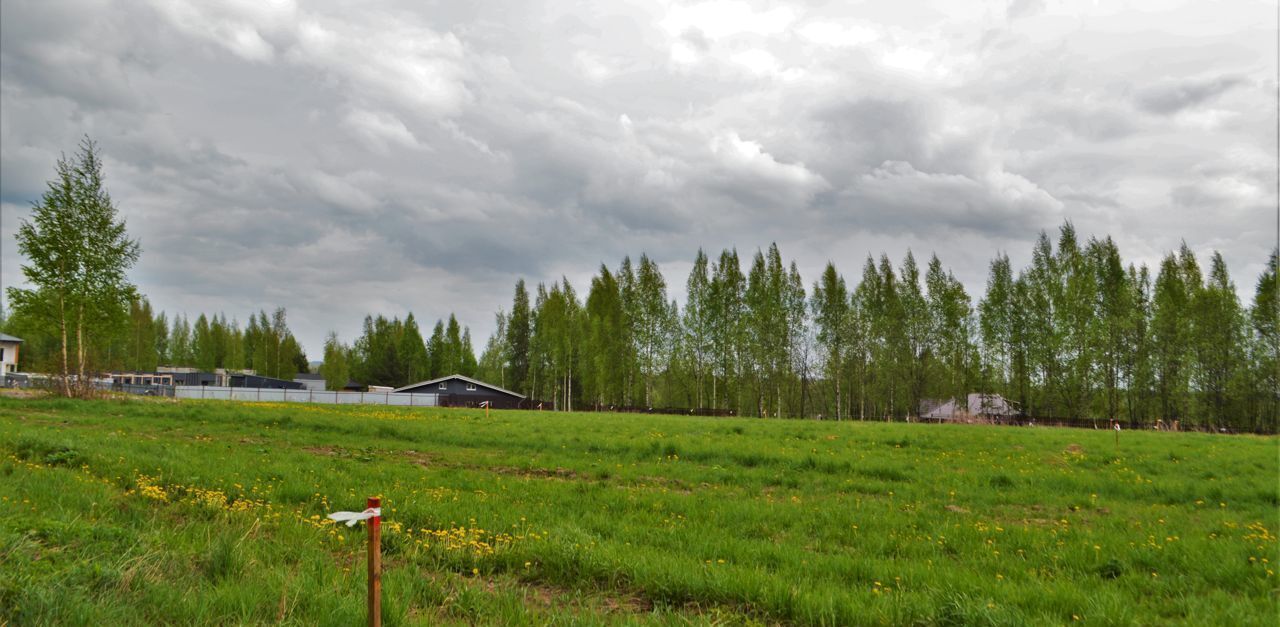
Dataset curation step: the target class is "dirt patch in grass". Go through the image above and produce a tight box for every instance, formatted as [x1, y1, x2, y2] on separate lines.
[0, 389, 50, 399]
[603, 593, 654, 614]
[492, 465, 581, 480]
[631, 476, 695, 493]
[401, 450, 454, 469]
[406, 569, 666, 623]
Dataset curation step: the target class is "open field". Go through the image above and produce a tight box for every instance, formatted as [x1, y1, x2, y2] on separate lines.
[1, 397, 1276, 625]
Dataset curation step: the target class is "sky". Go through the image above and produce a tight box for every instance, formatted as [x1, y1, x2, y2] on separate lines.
[1, 0, 1276, 358]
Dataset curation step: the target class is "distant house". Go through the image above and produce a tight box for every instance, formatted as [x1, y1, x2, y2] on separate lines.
[968, 393, 1019, 419]
[111, 372, 178, 386]
[157, 367, 225, 386]
[920, 393, 1021, 422]
[920, 398, 962, 421]
[393, 374, 525, 408]
[228, 373, 304, 390]
[294, 373, 325, 391]
[0, 333, 22, 374]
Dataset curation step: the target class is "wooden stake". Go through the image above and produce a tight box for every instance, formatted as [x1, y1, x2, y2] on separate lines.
[367, 496, 381, 627]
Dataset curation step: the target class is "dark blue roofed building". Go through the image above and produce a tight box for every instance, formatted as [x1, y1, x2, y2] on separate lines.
[392, 374, 525, 409]
[229, 373, 304, 390]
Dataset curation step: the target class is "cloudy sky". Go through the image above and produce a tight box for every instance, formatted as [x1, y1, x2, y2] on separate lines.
[1, 0, 1275, 356]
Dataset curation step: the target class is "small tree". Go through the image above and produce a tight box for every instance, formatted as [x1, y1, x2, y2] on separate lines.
[7, 138, 140, 397]
[320, 332, 351, 391]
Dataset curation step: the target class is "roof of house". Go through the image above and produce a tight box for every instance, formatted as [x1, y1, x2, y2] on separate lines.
[0, 333, 23, 343]
[967, 393, 1019, 416]
[393, 374, 525, 399]
[921, 398, 961, 420]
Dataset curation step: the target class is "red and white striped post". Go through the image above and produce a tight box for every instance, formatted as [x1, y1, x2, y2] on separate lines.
[367, 496, 382, 627]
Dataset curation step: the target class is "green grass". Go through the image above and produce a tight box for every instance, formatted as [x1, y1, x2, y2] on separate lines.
[0, 396, 1276, 625]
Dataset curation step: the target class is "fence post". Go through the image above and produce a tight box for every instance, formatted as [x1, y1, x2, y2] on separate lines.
[366, 496, 382, 627]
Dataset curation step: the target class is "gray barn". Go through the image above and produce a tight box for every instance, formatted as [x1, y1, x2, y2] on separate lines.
[393, 374, 525, 408]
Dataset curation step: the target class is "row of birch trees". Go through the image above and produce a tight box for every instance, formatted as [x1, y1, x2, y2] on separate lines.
[476, 224, 1277, 431]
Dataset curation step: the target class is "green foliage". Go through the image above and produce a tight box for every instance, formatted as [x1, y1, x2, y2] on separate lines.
[475, 310, 510, 390]
[581, 266, 629, 407]
[352, 314, 427, 387]
[320, 332, 352, 391]
[632, 255, 676, 407]
[811, 262, 849, 418]
[6, 137, 140, 394]
[469, 224, 1272, 431]
[342, 312, 476, 389]
[1152, 253, 1192, 422]
[125, 297, 158, 372]
[1247, 251, 1278, 429]
[506, 280, 532, 396]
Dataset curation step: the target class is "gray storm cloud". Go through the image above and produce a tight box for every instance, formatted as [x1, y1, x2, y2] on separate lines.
[1, 0, 1275, 354]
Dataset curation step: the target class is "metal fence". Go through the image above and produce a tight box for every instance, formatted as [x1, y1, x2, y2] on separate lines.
[172, 386, 441, 407]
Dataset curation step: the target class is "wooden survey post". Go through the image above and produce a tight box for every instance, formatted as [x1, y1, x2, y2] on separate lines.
[367, 496, 382, 627]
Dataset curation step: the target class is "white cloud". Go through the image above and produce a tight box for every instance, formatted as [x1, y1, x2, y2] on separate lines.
[881, 47, 933, 74]
[796, 20, 880, 48]
[730, 48, 781, 76]
[710, 131, 827, 193]
[343, 109, 422, 152]
[147, 0, 296, 62]
[292, 19, 470, 115]
[305, 170, 381, 213]
[845, 160, 1062, 235]
[659, 1, 797, 40]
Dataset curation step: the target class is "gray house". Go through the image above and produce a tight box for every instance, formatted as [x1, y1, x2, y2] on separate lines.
[920, 393, 1020, 422]
[393, 374, 525, 408]
[293, 373, 326, 391]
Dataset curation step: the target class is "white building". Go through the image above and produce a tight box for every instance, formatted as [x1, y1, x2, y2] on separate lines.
[0, 333, 22, 374]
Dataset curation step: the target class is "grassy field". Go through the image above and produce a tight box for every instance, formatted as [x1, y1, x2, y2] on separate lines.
[0, 396, 1276, 625]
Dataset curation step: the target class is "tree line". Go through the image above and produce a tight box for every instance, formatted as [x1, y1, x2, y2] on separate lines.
[0, 139, 487, 393]
[471, 225, 1277, 432]
[5, 139, 1274, 424]
[319, 313, 479, 391]
[6, 298, 311, 382]
[2, 139, 315, 390]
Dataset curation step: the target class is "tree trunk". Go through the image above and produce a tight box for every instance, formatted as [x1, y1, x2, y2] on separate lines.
[859, 371, 865, 421]
[76, 305, 86, 398]
[835, 372, 841, 421]
[58, 292, 70, 397]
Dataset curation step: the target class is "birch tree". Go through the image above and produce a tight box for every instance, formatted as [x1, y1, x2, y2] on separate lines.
[811, 262, 849, 419]
[8, 138, 140, 396]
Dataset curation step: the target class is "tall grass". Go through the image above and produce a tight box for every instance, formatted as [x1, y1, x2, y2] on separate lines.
[0, 396, 1275, 625]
